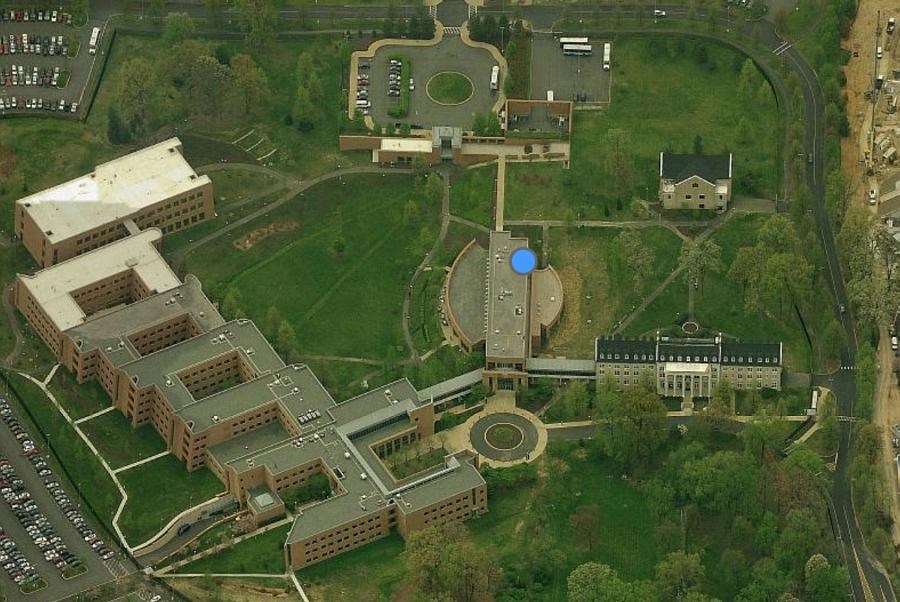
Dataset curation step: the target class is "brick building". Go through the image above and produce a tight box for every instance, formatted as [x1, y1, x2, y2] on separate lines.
[14, 138, 213, 267]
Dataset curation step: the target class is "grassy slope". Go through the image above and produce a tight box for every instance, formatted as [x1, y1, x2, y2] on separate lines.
[547, 226, 682, 356]
[178, 525, 290, 575]
[449, 163, 496, 228]
[79, 411, 167, 470]
[184, 173, 438, 358]
[117, 455, 224, 546]
[505, 37, 781, 221]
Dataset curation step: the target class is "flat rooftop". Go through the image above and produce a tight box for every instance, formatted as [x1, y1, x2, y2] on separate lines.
[447, 242, 488, 347]
[64, 275, 225, 367]
[485, 231, 531, 360]
[16, 138, 210, 244]
[17, 230, 180, 332]
[380, 138, 432, 153]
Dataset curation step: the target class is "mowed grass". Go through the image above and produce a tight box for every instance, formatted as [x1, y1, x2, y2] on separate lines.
[298, 533, 409, 600]
[118, 455, 224, 546]
[79, 411, 167, 470]
[693, 214, 811, 371]
[46, 368, 109, 420]
[450, 163, 496, 228]
[204, 169, 283, 207]
[547, 226, 682, 356]
[179, 524, 290, 575]
[427, 71, 474, 104]
[184, 173, 439, 359]
[504, 37, 781, 221]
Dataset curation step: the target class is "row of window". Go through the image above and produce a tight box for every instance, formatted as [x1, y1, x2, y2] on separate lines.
[597, 352, 779, 365]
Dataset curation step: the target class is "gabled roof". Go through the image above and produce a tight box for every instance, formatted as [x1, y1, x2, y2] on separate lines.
[660, 153, 732, 184]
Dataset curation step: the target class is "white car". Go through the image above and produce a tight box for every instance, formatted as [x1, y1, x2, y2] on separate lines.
[654, 9, 666, 16]
[868, 189, 877, 205]
[409, 78, 415, 91]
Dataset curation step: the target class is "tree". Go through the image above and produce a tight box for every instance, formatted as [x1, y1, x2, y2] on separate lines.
[405, 522, 497, 601]
[656, 551, 705, 600]
[187, 54, 233, 120]
[679, 451, 757, 514]
[816, 392, 839, 453]
[705, 380, 734, 425]
[642, 478, 675, 521]
[230, 54, 268, 115]
[265, 306, 283, 338]
[569, 504, 601, 553]
[148, 0, 165, 21]
[728, 246, 766, 312]
[679, 238, 722, 291]
[114, 57, 159, 137]
[774, 509, 824, 575]
[235, 0, 281, 46]
[221, 287, 245, 319]
[568, 562, 655, 602]
[737, 58, 760, 104]
[804, 554, 848, 602]
[204, 0, 225, 25]
[162, 12, 195, 46]
[332, 236, 347, 254]
[597, 383, 668, 465]
[440, 540, 500, 602]
[106, 106, 131, 145]
[560, 381, 590, 420]
[617, 230, 654, 290]
[692, 134, 704, 155]
[406, 522, 468, 595]
[276, 320, 299, 359]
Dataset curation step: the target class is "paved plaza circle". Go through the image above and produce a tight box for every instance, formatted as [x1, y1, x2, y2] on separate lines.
[426, 71, 475, 106]
[470, 412, 539, 462]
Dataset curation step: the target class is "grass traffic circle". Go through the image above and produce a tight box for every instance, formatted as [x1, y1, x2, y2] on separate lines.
[426, 71, 474, 105]
[485, 423, 524, 450]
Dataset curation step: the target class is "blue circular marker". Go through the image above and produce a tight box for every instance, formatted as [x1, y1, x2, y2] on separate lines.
[510, 248, 537, 275]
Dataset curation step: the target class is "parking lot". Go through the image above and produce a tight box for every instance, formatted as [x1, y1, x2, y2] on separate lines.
[0, 396, 125, 601]
[530, 33, 611, 104]
[364, 36, 498, 129]
[0, 6, 98, 116]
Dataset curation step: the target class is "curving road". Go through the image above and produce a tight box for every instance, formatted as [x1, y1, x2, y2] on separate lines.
[83, 1, 887, 598]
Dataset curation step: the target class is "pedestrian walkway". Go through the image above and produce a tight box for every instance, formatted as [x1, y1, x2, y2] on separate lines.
[495, 156, 506, 231]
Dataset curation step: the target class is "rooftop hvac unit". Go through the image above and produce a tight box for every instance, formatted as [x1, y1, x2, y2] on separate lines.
[360, 473, 368, 480]
[292, 387, 300, 393]
[344, 451, 351, 459]
[212, 415, 220, 422]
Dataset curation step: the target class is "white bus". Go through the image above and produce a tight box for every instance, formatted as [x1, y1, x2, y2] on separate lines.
[562, 44, 592, 57]
[602, 42, 611, 70]
[88, 27, 100, 55]
[490, 65, 499, 91]
[559, 36, 589, 48]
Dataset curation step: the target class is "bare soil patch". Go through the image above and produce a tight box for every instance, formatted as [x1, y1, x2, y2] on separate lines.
[233, 221, 299, 251]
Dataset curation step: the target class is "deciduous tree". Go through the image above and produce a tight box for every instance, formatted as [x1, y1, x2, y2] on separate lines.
[162, 12, 195, 46]
[655, 551, 705, 600]
[569, 504, 601, 553]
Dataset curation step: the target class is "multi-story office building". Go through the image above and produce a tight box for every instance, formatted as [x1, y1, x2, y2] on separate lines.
[14, 138, 213, 267]
[595, 334, 783, 397]
[14, 232, 486, 569]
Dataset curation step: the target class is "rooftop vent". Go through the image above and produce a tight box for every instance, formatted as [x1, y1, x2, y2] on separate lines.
[246, 459, 254, 467]
[199, 312, 205, 318]
[212, 415, 220, 422]
[106, 346, 113, 352]
[165, 378, 173, 387]
[360, 473, 368, 480]
[292, 387, 300, 393]
[344, 451, 351, 459]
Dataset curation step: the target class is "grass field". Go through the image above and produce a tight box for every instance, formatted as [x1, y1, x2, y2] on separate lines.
[504, 37, 781, 221]
[178, 525, 291, 575]
[183, 173, 439, 359]
[427, 71, 474, 104]
[449, 163, 496, 228]
[546, 226, 682, 356]
[298, 533, 408, 600]
[79, 411, 167, 470]
[3, 373, 121, 534]
[204, 169, 283, 206]
[46, 369, 109, 420]
[118, 455, 224, 546]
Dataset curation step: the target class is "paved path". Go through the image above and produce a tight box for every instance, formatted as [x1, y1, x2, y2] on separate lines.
[449, 214, 492, 234]
[505, 218, 692, 241]
[2, 284, 25, 366]
[297, 354, 381, 366]
[401, 168, 451, 361]
[495, 156, 506, 231]
[112, 451, 170, 475]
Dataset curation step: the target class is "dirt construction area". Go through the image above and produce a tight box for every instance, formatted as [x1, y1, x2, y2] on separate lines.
[233, 221, 299, 251]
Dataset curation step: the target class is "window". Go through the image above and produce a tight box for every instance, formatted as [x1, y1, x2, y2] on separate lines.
[685, 194, 692, 199]
[692, 182, 699, 188]
[699, 194, 706, 200]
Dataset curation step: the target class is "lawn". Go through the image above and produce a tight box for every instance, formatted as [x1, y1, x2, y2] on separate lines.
[504, 37, 781, 221]
[622, 274, 687, 337]
[79, 411, 167, 470]
[2, 372, 121, 535]
[183, 173, 439, 359]
[178, 525, 290, 575]
[117, 455, 224, 546]
[693, 214, 814, 371]
[203, 168, 283, 207]
[47, 368, 109, 420]
[449, 163, 496, 228]
[383, 445, 447, 479]
[427, 71, 474, 104]
[546, 226, 683, 356]
[298, 533, 409, 600]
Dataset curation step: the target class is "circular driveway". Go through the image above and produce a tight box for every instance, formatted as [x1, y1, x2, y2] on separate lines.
[469, 412, 539, 462]
[367, 36, 498, 129]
